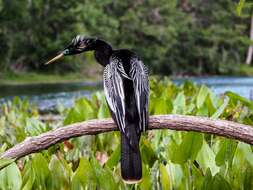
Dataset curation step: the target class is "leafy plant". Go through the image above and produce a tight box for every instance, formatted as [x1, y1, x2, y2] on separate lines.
[0, 79, 253, 189]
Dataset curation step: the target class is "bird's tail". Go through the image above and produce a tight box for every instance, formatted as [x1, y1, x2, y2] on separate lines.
[120, 124, 142, 184]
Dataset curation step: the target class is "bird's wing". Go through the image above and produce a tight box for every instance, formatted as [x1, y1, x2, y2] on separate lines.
[129, 58, 149, 132]
[103, 58, 126, 133]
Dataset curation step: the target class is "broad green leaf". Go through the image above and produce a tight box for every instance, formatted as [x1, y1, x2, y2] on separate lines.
[63, 109, 81, 125]
[191, 163, 204, 189]
[173, 92, 186, 114]
[167, 162, 183, 189]
[140, 164, 152, 190]
[48, 155, 70, 189]
[196, 141, 219, 175]
[64, 98, 96, 125]
[201, 168, 212, 190]
[141, 138, 157, 166]
[106, 145, 120, 169]
[160, 164, 171, 190]
[211, 97, 229, 119]
[204, 94, 216, 116]
[243, 166, 253, 190]
[76, 98, 96, 120]
[215, 139, 237, 166]
[211, 173, 231, 190]
[25, 118, 47, 136]
[234, 142, 253, 167]
[91, 158, 117, 190]
[97, 101, 110, 119]
[21, 162, 35, 190]
[71, 157, 96, 190]
[225, 91, 253, 109]
[153, 96, 173, 114]
[197, 85, 209, 109]
[172, 132, 203, 164]
[0, 143, 8, 153]
[0, 158, 15, 170]
[202, 171, 231, 190]
[208, 91, 221, 109]
[0, 162, 22, 190]
[196, 105, 209, 117]
[32, 154, 50, 189]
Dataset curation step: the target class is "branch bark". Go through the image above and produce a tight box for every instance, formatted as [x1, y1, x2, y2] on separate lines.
[1, 114, 253, 160]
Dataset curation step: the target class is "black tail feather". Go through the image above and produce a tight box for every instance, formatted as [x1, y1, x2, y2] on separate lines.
[120, 129, 142, 182]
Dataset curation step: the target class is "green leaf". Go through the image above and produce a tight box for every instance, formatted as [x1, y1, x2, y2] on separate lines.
[196, 104, 209, 117]
[173, 92, 186, 114]
[215, 139, 237, 166]
[32, 154, 50, 189]
[202, 170, 231, 190]
[235, 142, 253, 167]
[71, 157, 96, 190]
[191, 163, 204, 189]
[243, 166, 253, 190]
[0, 162, 22, 190]
[0, 158, 15, 171]
[211, 173, 231, 190]
[196, 141, 219, 175]
[141, 138, 157, 166]
[91, 158, 117, 190]
[201, 168, 213, 190]
[160, 164, 171, 190]
[197, 85, 209, 109]
[140, 164, 152, 190]
[64, 98, 96, 125]
[236, 0, 245, 16]
[97, 101, 110, 119]
[106, 145, 120, 169]
[48, 155, 71, 189]
[167, 162, 184, 189]
[225, 91, 253, 109]
[172, 132, 203, 164]
[21, 162, 35, 190]
[204, 94, 216, 116]
[153, 95, 173, 114]
[211, 97, 229, 119]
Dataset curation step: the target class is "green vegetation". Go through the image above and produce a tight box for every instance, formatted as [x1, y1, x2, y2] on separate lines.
[234, 64, 253, 76]
[0, 71, 100, 85]
[1, 79, 253, 189]
[0, 0, 253, 77]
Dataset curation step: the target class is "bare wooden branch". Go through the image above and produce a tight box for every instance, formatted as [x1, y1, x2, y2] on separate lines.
[1, 114, 253, 160]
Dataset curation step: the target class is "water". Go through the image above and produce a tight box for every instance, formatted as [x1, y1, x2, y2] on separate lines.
[0, 77, 252, 112]
[174, 76, 253, 100]
[0, 81, 102, 112]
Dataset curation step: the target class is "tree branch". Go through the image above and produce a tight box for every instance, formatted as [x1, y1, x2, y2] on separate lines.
[1, 114, 253, 160]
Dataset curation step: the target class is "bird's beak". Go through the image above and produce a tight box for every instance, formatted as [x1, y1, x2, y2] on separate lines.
[45, 53, 64, 65]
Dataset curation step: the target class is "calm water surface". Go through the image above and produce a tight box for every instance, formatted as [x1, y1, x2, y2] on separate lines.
[0, 77, 252, 112]
[0, 81, 102, 112]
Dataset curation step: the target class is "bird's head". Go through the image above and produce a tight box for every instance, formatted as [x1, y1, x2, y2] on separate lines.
[45, 35, 97, 65]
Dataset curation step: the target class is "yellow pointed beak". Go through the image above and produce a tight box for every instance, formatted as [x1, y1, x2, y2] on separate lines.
[45, 53, 64, 65]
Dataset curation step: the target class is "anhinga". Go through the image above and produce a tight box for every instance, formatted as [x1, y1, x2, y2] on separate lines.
[46, 35, 149, 184]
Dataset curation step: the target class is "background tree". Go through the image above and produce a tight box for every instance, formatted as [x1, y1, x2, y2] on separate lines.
[0, 0, 252, 75]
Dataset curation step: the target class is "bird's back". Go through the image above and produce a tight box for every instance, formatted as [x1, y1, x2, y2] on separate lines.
[103, 48, 149, 183]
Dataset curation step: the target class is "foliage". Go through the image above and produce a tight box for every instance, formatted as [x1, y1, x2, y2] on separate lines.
[0, 79, 253, 189]
[0, 1, 253, 75]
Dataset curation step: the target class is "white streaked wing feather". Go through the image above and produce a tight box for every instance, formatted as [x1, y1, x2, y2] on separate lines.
[103, 60, 126, 133]
[129, 58, 149, 132]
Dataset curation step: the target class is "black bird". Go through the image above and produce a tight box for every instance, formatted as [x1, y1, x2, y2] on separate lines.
[46, 35, 149, 184]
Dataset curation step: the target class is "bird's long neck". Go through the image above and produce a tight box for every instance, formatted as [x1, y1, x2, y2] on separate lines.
[94, 40, 113, 66]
